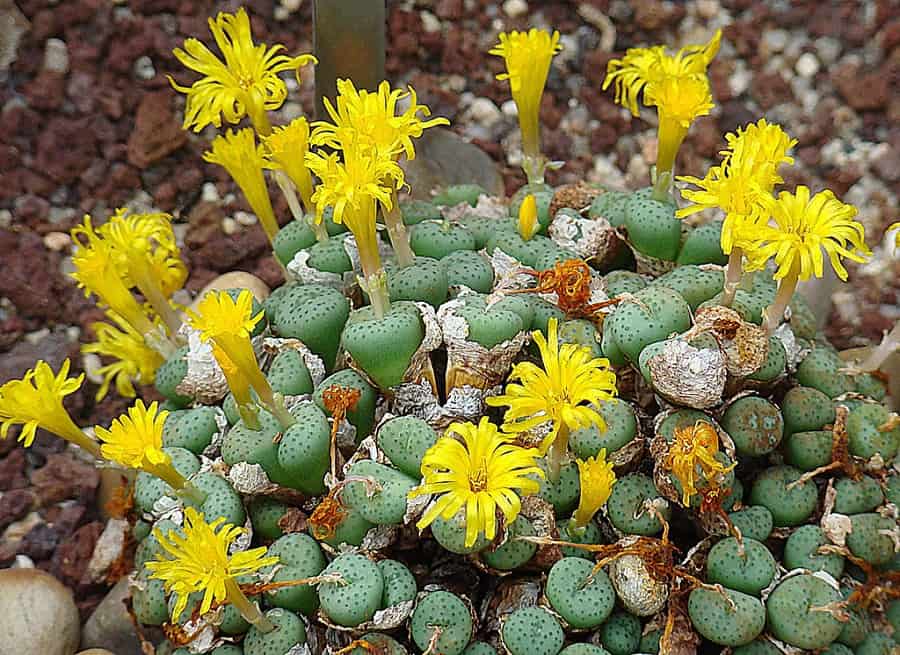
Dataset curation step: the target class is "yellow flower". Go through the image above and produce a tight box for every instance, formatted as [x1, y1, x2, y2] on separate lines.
[410, 417, 543, 548]
[83, 312, 164, 401]
[187, 289, 265, 391]
[678, 119, 796, 254]
[666, 421, 734, 506]
[187, 290, 294, 427]
[490, 29, 562, 167]
[748, 186, 870, 282]
[312, 79, 449, 162]
[95, 209, 186, 298]
[205, 128, 279, 243]
[263, 117, 315, 211]
[146, 507, 279, 621]
[517, 193, 540, 241]
[94, 399, 170, 473]
[572, 450, 617, 529]
[487, 318, 617, 454]
[0, 359, 99, 456]
[169, 7, 316, 132]
[645, 74, 714, 179]
[306, 142, 404, 304]
[70, 218, 158, 337]
[603, 30, 721, 117]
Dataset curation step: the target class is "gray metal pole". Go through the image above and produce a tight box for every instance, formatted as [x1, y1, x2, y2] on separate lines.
[313, 0, 386, 119]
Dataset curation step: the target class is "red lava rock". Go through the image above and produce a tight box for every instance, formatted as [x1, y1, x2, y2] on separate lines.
[632, 0, 670, 30]
[751, 71, 793, 110]
[0, 230, 69, 321]
[14, 194, 50, 222]
[30, 452, 100, 506]
[127, 90, 187, 168]
[52, 520, 104, 587]
[872, 144, 900, 182]
[0, 489, 35, 530]
[43, 502, 87, 539]
[24, 70, 67, 111]
[22, 523, 60, 561]
[254, 256, 285, 289]
[590, 123, 619, 151]
[35, 116, 98, 184]
[435, 0, 463, 20]
[185, 201, 224, 248]
[191, 228, 269, 272]
[0, 448, 28, 490]
[832, 63, 890, 111]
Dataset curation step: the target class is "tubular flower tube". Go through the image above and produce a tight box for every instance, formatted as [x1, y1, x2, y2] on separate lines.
[70, 218, 167, 346]
[0, 359, 100, 457]
[94, 400, 203, 503]
[169, 7, 316, 134]
[489, 29, 562, 183]
[83, 311, 165, 401]
[665, 421, 735, 507]
[93, 209, 187, 337]
[644, 74, 714, 194]
[213, 343, 260, 430]
[571, 450, 617, 530]
[746, 186, 870, 334]
[409, 417, 544, 548]
[306, 143, 404, 318]
[263, 118, 315, 212]
[677, 119, 797, 305]
[311, 79, 448, 266]
[146, 507, 280, 631]
[263, 118, 327, 244]
[188, 290, 295, 429]
[487, 317, 617, 482]
[602, 30, 721, 195]
[205, 128, 280, 244]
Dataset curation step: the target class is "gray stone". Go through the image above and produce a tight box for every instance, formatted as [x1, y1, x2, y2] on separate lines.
[401, 127, 505, 199]
[81, 578, 159, 655]
[0, 568, 80, 655]
[0, 1, 29, 71]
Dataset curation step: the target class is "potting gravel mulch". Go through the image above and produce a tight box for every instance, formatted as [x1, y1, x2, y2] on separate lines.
[0, 0, 898, 617]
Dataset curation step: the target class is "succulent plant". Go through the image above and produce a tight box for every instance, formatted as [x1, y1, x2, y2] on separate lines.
[545, 556, 615, 629]
[317, 553, 384, 627]
[597, 611, 642, 655]
[766, 574, 844, 649]
[410, 591, 474, 655]
[706, 537, 776, 595]
[688, 587, 766, 646]
[501, 606, 565, 655]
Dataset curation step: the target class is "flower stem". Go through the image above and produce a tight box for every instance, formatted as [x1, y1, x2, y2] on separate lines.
[155, 465, 206, 505]
[362, 269, 390, 320]
[225, 578, 275, 633]
[522, 154, 546, 186]
[860, 321, 900, 372]
[383, 192, 415, 268]
[651, 169, 673, 203]
[274, 171, 327, 245]
[130, 264, 183, 339]
[762, 267, 800, 335]
[721, 248, 744, 307]
[546, 424, 570, 484]
[257, 387, 296, 430]
[238, 402, 262, 431]
[60, 424, 102, 459]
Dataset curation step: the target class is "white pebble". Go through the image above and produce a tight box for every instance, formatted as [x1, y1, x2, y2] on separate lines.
[0, 209, 12, 228]
[43, 38, 69, 74]
[42, 231, 71, 252]
[815, 36, 841, 65]
[235, 211, 257, 227]
[133, 55, 156, 80]
[281, 0, 302, 10]
[763, 29, 788, 54]
[420, 11, 441, 33]
[502, 0, 528, 18]
[501, 99, 518, 117]
[795, 52, 820, 78]
[695, 0, 720, 19]
[466, 97, 502, 128]
[201, 182, 219, 202]
[729, 65, 751, 97]
[222, 217, 240, 235]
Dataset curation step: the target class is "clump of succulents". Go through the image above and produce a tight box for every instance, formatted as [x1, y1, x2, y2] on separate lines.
[3, 8, 898, 655]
